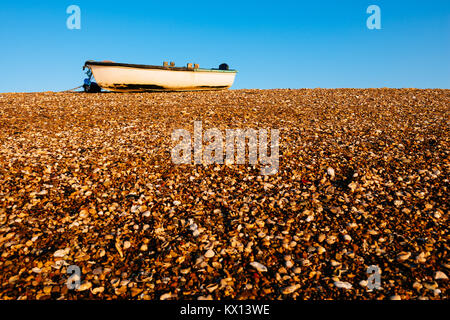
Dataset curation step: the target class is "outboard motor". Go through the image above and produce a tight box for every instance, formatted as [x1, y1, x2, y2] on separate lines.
[82, 67, 102, 93]
[219, 63, 229, 70]
[83, 79, 101, 93]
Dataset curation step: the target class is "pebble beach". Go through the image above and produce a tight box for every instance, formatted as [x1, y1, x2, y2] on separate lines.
[0, 88, 448, 300]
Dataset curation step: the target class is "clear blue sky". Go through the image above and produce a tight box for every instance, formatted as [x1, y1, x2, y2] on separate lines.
[1, 0, 449, 92]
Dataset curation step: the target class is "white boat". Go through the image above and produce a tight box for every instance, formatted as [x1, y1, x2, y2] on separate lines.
[82, 60, 237, 92]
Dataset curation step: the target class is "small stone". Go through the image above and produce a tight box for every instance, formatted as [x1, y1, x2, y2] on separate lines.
[300, 259, 311, 267]
[278, 267, 287, 274]
[91, 286, 105, 294]
[79, 209, 89, 218]
[327, 167, 335, 178]
[348, 182, 358, 192]
[434, 271, 448, 280]
[142, 211, 151, 217]
[206, 283, 219, 293]
[282, 284, 300, 294]
[416, 252, 427, 263]
[326, 235, 337, 244]
[250, 262, 268, 272]
[413, 281, 422, 291]
[390, 295, 401, 300]
[123, 241, 131, 250]
[334, 281, 352, 290]
[77, 282, 92, 291]
[204, 249, 215, 258]
[394, 200, 403, 207]
[53, 248, 69, 258]
[423, 282, 438, 290]
[160, 292, 173, 300]
[397, 252, 411, 262]
[331, 260, 341, 267]
[180, 268, 190, 274]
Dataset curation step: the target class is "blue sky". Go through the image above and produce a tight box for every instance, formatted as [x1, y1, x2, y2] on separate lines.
[1, 0, 449, 92]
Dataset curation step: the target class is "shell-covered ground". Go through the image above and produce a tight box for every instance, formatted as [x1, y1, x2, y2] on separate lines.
[0, 89, 448, 300]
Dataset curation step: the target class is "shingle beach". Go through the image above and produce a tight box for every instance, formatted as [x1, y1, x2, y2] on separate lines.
[0, 89, 448, 299]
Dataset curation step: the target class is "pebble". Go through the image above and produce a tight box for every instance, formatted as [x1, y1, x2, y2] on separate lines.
[348, 182, 358, 192]
[334, 281, 352, 290]
[416, 252, 427, 264]
[206, 284, 219, 293]
[412, 282, 422, 291]
[397, 252, 411, 262]
[282, 284, 301, 294]
[204, 249, 215, 258]
[317, 246, 326, 255]
[142, 211, 151, 217]
[250, 262, 268, 272]
[331, 260, 341, 267]
[160, 292, 173, 300]
[123, 241, 131, 250]
[434, 271, 448, 280]
[327, 167, 335, 179]
[53, 249, 69, 258]
[77, 282, 92, 291]
[91, 287, 105, 294]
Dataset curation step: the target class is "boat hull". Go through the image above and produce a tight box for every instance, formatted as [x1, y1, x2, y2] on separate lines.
[84, 61, 237, 92]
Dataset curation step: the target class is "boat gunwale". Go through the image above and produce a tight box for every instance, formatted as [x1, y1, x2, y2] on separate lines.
[84, 61, 238, 73]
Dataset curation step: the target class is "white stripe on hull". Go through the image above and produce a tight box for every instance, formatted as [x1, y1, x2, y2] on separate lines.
[89, 65, 237, 92]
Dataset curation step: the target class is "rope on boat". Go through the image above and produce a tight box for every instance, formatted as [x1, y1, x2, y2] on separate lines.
[59, 85, 83, 93]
